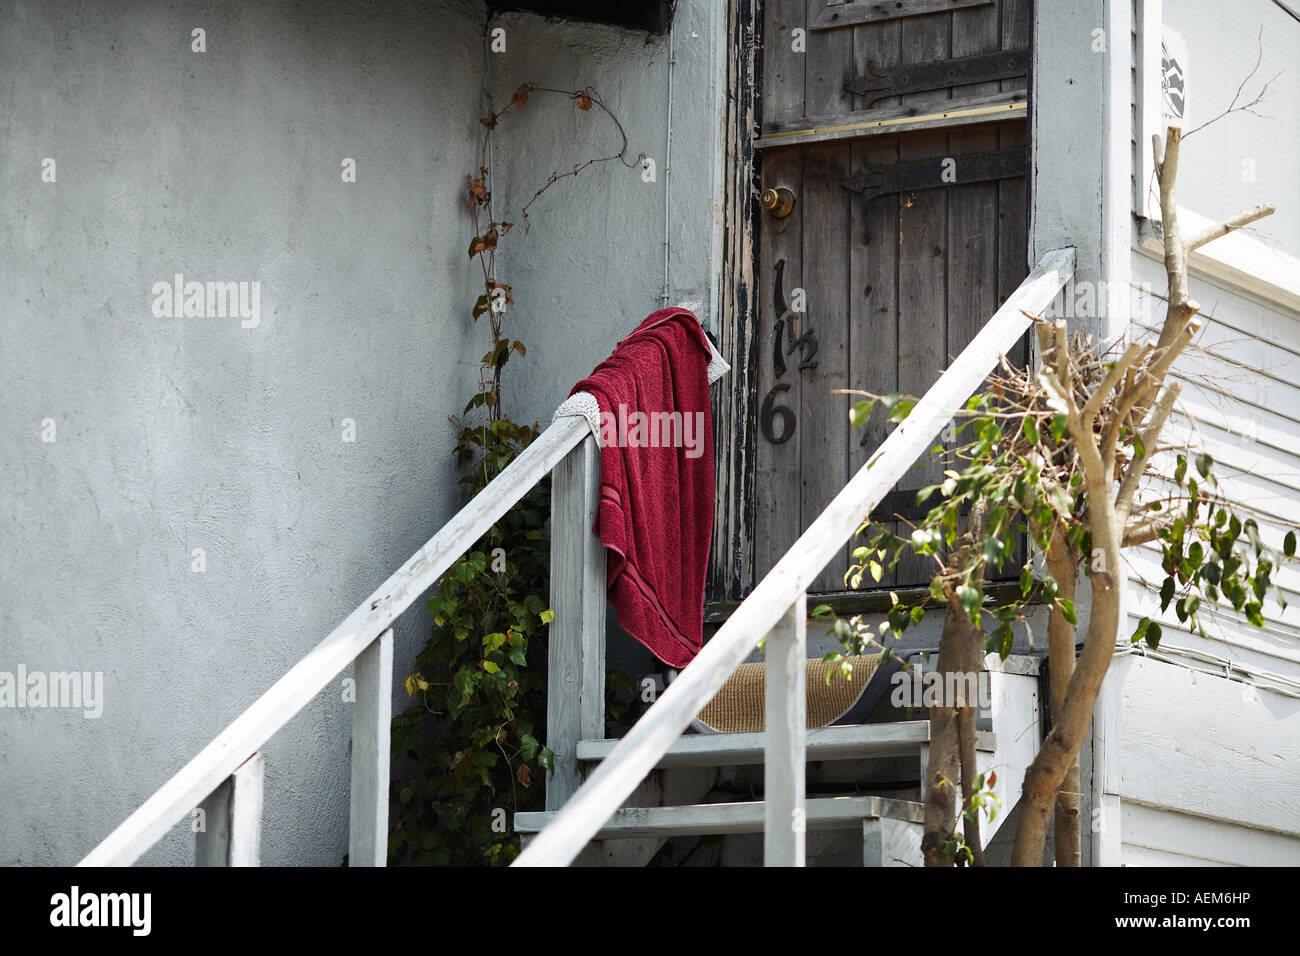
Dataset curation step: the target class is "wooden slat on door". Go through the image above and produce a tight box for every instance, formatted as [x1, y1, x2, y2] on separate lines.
[753, 0, 808, 581]
[848, 13, 903, 591]
[894, 10, 951, 588]
[800, 143, 852, 593]
[998, 0, 1031, 577]
[946, 4, 1003, 570]
[754, 147, 805, 581]
[766, 0, 808, 127]
[801, 1, 855, 592]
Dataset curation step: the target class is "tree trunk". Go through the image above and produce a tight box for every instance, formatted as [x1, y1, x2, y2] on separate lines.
[921, 504, 987, 866]
[921, 607, 964, 866]
[1012, 517, 1120, 865]
[1046, 528, 1082, 866]
[957, 704, 984, 865]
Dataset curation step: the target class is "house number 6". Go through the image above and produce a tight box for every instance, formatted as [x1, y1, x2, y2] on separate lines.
[762, 258, 817, 445]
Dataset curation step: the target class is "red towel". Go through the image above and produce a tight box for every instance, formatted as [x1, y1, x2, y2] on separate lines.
[568, 308, 715, 668]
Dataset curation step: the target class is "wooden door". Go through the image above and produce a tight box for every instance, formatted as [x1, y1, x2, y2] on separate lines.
[750, 0, 1031, 595]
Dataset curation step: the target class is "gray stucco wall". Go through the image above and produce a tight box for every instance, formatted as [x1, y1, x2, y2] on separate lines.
[1, 0, 487, 865]
[1, 0, 728, 866]
[486, 3, 726, 429]
[481, 3, 728, 687]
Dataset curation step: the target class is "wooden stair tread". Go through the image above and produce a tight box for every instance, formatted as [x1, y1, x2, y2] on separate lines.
[575, 720, 995, 769]
[515, 796, 924, 840]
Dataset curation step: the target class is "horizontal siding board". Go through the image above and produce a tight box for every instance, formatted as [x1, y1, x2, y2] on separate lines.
[1129, 542, 1300, 609]
[1171, 393, 1300, 468]
[1131, 322, 1300, 412]
[1132, 251, 1300, 348]
[1123, 602, 1300, 670]
[1121, 803, 1300, 866]
[1128, 542, 1300, 624]
[1115, 656, 1300, 835]
[1126, 246, 1300, 680]
[1161, 415, 1300, 497]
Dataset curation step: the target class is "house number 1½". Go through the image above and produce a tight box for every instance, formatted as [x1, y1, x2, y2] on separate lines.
[762, 258, 817, 444]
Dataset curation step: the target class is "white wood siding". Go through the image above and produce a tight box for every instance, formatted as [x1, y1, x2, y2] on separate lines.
[1099, 656, 1300, 864]
[1121, 803, 1300, 866]
[1126, 252, 1300, 679]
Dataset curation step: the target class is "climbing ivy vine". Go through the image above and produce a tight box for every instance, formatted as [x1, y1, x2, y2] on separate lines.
[386, 84, 637, 866]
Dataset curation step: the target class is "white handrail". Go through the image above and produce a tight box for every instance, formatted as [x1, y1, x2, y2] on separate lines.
[514, 246, 1076, 866]
[79, 415, 589, 866]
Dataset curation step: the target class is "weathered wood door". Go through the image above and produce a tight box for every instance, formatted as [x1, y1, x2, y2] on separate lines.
[750, 0, 1030, 595]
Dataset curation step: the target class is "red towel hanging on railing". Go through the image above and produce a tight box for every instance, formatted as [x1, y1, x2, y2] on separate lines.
[566, 308, 715, 668]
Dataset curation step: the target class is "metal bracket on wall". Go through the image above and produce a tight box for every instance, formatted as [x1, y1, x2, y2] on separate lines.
[843, 148, 1025, 243]
[846, 49, 1029, 107]
[844, 148, 1025, 203]
[811, 0, 991, 31]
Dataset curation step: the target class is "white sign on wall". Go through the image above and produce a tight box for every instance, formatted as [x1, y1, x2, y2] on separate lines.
[1135, 0, 1192, 219]
[1160, 26, 1190, 122]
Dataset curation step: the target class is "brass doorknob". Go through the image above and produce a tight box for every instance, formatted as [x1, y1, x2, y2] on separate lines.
[760, 186, 796, 218]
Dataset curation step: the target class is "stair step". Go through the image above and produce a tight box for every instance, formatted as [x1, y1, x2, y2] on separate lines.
[575, 720, 995, 769]
[515, 796, 924, 840]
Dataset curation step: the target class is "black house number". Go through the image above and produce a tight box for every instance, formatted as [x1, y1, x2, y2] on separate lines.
[762, 258, 818, 445]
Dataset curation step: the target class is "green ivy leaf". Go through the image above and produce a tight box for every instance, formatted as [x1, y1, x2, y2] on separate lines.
[889, 399, 915, 422]
[1022, 416, 1040, 445]
[1159, 576, 1175, 612]
[1058, 598, 1077, 626]
[1245, 520, 1263, 557]
[911, 528, 940, 554]
[849, 400, 875, 427]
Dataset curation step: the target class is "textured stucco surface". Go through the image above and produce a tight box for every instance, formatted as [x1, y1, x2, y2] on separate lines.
[1, 0, 728, 866]
[0, 0, 487, 865]
[487, 3, 726, 429]
[483, 4, 728, 686]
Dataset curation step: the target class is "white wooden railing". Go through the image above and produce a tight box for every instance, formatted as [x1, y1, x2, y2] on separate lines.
[79, 415, 592, 866]
[79, 254, 1071, 868]
[514, 247, 1076, 867]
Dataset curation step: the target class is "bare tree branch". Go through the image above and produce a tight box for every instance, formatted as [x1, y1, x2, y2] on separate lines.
[1184, 29, 1278, 138]
[1082, 341, 1148, 425]
[1186, 203, 1276, 252]
[1122, 511, 1181, 548]
[1116, 382, 1182, 517]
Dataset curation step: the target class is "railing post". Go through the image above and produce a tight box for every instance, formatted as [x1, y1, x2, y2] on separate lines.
[349, 627, 393, 867]
[195, 751, 265, 866]
[546, 432, 607, 811]
[764, 593, 807, 866]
